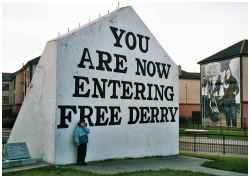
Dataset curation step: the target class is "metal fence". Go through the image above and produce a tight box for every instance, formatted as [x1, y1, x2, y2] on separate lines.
[2, 128, 248, 155]
[180, 132, 248, 154]
[2, 129, 11, 158]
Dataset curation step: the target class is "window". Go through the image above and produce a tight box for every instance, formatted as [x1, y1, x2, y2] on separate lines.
[2, 96, 9, 104]
[2, 83, 9, 91]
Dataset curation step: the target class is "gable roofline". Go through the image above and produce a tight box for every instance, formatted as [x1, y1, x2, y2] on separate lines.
[179, 70, 200, 80]
[49, 6, 132, 42]
[48, 5, 177, 67]
[197, 39, 248, 65]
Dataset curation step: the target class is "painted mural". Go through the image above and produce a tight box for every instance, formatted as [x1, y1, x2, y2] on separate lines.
[201, 58, 240, 128]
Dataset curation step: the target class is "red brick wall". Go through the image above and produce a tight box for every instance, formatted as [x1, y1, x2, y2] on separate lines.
[242, 101, 248, 128]
[179, 103, 200, 120]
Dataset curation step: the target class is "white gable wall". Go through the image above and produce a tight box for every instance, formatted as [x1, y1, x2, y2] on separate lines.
[54, 6, 178, 164]
[8, 6, 179, 165]
[8, 41, 57, 163]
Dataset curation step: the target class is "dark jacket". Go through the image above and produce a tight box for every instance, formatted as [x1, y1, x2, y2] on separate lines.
[74, 125, 90, 146]
[223, 75, 239, 105]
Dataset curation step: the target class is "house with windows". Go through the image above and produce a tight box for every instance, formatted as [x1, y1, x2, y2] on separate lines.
[2, 56, 40, 117]
[2, 73, 15, 117]
[14, 56, 40, 112]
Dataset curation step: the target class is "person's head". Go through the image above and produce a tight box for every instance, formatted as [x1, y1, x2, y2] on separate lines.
[225, 68, 231, 80]
[78, 120, 86, 128]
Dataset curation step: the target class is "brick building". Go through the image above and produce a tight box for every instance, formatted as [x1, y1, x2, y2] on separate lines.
[14, 57, 40, 112]
[178, 67, 201, 127]
[2, 73, 15, 116]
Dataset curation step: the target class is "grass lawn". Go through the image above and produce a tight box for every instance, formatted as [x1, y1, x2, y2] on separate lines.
[182, 152, 248, 173]
[115, 169, 210, 176]
[3, 166, 210, 176]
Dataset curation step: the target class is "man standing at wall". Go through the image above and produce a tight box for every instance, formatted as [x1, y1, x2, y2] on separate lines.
[223, 66, 239, 128]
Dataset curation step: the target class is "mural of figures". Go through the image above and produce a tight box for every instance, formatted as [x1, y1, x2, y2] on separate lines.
[201, 58, 241, 128]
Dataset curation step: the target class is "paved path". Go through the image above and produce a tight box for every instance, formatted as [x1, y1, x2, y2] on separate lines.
[2, 162, 49, 174]
[69, 155, 247, 176]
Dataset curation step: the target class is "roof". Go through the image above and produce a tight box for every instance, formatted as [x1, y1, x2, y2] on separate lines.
[15, 56, 40, 74]
[2, 73, 15, 81]
[179, 70, 200, 80]
[198, 39, 248, 64]
[2, 56, 40, 81]
[27, 56, 40, 65]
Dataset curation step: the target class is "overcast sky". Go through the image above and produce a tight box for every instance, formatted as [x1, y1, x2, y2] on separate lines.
[2, 1, 248, 73]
